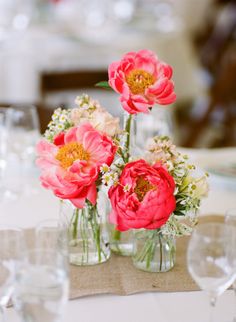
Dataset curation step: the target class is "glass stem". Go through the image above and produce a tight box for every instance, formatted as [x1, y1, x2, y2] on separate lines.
[209, 296, 216, 322]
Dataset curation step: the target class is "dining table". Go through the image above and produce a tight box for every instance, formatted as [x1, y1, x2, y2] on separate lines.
[1, 146, 236, 322]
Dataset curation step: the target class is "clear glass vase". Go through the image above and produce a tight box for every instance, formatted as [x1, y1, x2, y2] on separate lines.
[59, 194, 110, 266]
[132, 229, 176, 272]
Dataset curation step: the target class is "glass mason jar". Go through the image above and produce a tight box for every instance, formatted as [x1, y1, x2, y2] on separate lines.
[59, 191, 110, 266]
[108, 112, 141, 257]
[132, 229, 176, 272]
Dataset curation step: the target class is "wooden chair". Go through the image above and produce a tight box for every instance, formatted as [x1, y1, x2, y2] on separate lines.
[181, 2, 236, 147]
[40, 69, 108, 106]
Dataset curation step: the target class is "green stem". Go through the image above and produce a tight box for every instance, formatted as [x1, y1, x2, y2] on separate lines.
[124, 114, 132, 163]
[159, 232, 163, 272]
[89, 204, 104, 263]
[113, 229, 121, 241]
[72, 209, 79, 240]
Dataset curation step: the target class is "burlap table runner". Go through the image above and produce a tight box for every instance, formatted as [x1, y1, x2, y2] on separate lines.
[21, 215, 223, 300]
[69, 215, 224, 299]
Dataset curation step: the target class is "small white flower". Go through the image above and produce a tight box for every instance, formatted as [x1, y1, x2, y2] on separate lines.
[123, 184, 131, 192]
[102, 173, 114, 186]
[100, 164, 110, 174]
[59, 115, 67, 123]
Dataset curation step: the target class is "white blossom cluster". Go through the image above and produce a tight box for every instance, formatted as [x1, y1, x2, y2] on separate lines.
[146, 135, 209, 237]
[75, 94, 100, 112]
[44, 108, 72, 142]
[44, 94, 121, 143]
[100, 164, 119, 187]
[72, 94, 120, 137]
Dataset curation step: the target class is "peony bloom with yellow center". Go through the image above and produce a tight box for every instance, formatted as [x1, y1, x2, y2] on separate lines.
[36, 123, 117, 208]
[108, 159, 176, 231]
[108, 49, 176, 114]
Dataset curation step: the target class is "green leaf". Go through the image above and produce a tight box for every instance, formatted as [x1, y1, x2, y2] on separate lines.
[95, 81, 111, 89]
[174, 210, 186, 216]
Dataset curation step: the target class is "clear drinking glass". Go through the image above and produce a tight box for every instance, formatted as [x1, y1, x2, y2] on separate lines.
[35, 219, 68, 266]
[13, 249, 69, 322]
[0, 225, 25, 322]
[225, 209, 236, 322]
[187, 222, 236, 322]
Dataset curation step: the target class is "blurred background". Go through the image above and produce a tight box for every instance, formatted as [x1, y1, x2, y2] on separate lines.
[0, 0, 235, 148]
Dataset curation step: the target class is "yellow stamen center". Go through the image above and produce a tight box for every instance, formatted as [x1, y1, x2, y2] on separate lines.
[134, 177, 155, 202]
[56, 142, 90, 169]
[126, 69, 155, 95]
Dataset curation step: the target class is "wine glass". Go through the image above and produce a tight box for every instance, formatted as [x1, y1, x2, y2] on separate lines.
[187, 222, 236, 322]
[225, 209, 236, 322]
[13, 249, 69, 322]
[0, 225, 25, 322]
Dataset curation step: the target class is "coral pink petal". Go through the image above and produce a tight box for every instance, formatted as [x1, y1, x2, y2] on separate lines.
[70, 196, 86, 208]
[157, 93, 176, 105]
[156, 81, 174, 99]
[148, 78, 169, 96]
[109, 210, 118, 225]
[36, 140, 58, 155]
[75, 123, 94, 143]
[86, 183, 97, 205]
[64, 127, 78, 144]
[161, 63, 173, 79]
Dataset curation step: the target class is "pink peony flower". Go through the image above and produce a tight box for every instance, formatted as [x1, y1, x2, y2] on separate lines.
[36, 123, 117, 208]
[108, 159, 176, 231]
[108, 49, 176, 114]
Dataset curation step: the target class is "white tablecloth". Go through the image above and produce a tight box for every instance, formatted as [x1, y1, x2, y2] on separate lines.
[1, 147, 236, 322]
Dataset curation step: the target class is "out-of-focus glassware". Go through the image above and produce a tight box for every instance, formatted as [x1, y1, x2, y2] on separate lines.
[35, 219, 68, 265]
[225, 209, 236, 322]
[3, 105, 40, 198]
[0, 0, 33, 41]
[13, 249, 69, 322]
[136, 106, 174, 149]
[0, 225, 25, 322]
[187, 222, 236, 322]
[6, 105, 40, 162]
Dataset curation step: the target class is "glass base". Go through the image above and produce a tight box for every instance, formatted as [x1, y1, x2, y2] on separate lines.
[110, 243, 134, 257]
[69, 239, 110, 266]
[132, 258, 174, 272]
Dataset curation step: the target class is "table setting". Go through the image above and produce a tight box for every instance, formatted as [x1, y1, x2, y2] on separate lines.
[0, 49, 236, 322]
